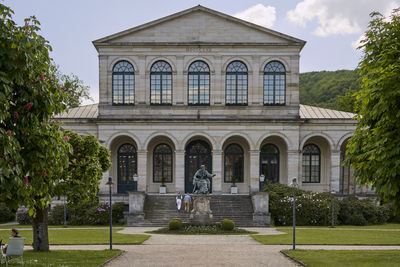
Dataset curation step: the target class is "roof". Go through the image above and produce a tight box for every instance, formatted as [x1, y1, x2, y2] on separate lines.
[56, 104, 356, 120]
[92, 5, 306, 48]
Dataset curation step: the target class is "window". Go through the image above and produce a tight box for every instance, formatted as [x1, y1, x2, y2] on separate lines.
[150, 61, 172, 105]
[302, 144, 321, 183]
[188, 61, 210, 105]
[226, 61, 248, 105]
[264, 61, 286, 105]
[112, 61, 134, 104]
[153, 144, 173, 183]
[117, 143, 137, 193]
[224, 144, 244, 183]
[260, 144, 279, 184]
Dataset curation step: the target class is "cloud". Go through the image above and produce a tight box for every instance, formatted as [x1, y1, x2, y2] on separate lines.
[233, 4, 276, 28]
[287, 0, 400, 37]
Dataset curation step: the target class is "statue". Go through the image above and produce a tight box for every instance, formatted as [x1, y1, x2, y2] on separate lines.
[192, 165, 216, 194]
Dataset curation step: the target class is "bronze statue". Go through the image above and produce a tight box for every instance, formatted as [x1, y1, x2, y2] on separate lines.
[193, 165, 215, 194]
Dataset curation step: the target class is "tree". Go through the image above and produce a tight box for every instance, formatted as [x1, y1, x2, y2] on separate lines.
[0, 4, 110, 250]
[346, 9, 400, 210]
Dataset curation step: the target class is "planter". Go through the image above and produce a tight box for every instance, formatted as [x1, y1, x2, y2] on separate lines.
[159, 186, 166, 194]
[231, 186, 238, 194]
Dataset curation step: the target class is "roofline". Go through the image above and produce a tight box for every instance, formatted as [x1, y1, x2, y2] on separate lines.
[92, 5, 306, 49]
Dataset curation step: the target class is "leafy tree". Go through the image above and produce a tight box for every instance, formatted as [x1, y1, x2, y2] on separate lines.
[0, 4, 109, 250]
[346, 9, 400, 211]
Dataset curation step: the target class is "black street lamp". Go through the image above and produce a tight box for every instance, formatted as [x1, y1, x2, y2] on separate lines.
[290, 177, 298, 250]
[106, 177, 114, 250]
[331, 190, 336, 228]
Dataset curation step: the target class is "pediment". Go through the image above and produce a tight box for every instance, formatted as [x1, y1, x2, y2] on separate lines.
[93, 6, 305, 47]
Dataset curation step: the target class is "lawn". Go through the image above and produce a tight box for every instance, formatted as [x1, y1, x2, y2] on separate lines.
[252, 228, 400, 245]
[277, 223, 400, 229]
[0, 228, 149, 245]
[283, 250, 400, 267]
[3, 250, 121, 267]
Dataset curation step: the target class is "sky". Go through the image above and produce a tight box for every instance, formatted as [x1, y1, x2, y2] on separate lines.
[4, 0, 399, 104]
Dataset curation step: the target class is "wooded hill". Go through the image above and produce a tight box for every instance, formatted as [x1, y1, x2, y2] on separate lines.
[299, 69, 360, 113]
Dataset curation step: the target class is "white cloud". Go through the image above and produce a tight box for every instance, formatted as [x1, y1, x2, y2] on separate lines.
[287, 0, 400, 37]
[233, 4, 276, 28]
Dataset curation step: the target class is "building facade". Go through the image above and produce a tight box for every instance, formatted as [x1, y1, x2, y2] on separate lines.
[58, 6, 370, 197]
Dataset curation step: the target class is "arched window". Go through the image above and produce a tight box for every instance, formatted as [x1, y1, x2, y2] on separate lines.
[302, 144, 321, 183]
[151, 61, 172, 105]
[264, 61, 286, 105]
[224, 144, 244, 183]
[153, 144, 173, 183]
[260, 144, 279, 184]
[112, 61, 134, 104]
[117, 143, 137, 193]
[188, 61, 210, 105]
[226, 61, 248, 105]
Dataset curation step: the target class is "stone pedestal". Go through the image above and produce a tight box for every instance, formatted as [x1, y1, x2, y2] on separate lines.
[127, 191, 145, 226]
[251, 192, 271, 226]
[189, 195, 213, 225]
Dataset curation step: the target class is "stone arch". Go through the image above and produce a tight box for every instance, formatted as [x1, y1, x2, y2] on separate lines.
[146, 57, 177, 73]
[222, 57, 253, 73]
[144, 132, 179, 152]
[184, 57, 215, 73]
[108, 57, 139, 73]
[300, 132, 334, 152]
[260, 57, 290, 72]
[106, 132, 141, 150]
[218, 132, 254, 151]
[336, 132, 353, 150]
[181, 132, 216, 151]
[256, 132, 292, 151]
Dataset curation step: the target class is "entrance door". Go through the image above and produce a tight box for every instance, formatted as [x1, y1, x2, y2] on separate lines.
[260, 144, 279, 190]
[185, 140, 212, 193]
[117, 143, 137, 194]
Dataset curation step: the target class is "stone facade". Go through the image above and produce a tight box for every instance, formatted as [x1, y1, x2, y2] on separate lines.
[59, 6, 371, 197]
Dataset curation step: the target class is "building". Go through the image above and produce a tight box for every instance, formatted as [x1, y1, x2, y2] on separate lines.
[58, 5, 370, 198]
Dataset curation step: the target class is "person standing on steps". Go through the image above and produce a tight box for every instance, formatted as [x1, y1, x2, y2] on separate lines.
[184, 193, 192, 213]
[176, 193, 182, 212]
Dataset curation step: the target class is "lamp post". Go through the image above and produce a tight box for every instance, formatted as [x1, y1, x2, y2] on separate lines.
[290, 177, 298, 250]
[331, 190, 335, 228]
[106, 177, 114, 250]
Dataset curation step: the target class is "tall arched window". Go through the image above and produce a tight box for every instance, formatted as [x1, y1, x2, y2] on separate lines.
[226, 61, 248, 105]
[260, 144, 279, 184]
[302, 144, 321, 183]
[264, 61, 286, 105]
[153, 144, 173, 183]
[224, 144, 244, 183]
[151, 61, 172, 105]
[117, 143, 137, 193]
[188, 61, 210, 105]
[112, 61, 134, 104]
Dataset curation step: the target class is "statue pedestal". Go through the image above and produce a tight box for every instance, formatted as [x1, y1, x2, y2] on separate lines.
[127, 192, 145, 226]
[251, 192, 271, 226]
[189, 195, 213, 225]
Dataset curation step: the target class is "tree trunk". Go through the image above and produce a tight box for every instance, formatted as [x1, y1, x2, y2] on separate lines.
[32, 207, 49, 251]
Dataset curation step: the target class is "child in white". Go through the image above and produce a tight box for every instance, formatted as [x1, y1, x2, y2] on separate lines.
[176, 193, 182, 212]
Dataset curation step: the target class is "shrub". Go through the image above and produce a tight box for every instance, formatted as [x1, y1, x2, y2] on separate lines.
[16, 208, 32, 225]
[168, 218, 183, 230]
[0, 203, 15, 223]
[48, 204, 66, 225]
[265, 183, 338, 226]
[220, 219, 235, 231]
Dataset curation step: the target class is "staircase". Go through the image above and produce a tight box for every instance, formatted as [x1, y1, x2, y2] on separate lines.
[133, 194, 254, 227]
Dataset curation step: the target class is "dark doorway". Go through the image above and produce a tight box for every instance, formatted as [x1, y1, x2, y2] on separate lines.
[185, 140, 212, 193]
[117, 143, 137, 194]
[260, 144, 279, 190]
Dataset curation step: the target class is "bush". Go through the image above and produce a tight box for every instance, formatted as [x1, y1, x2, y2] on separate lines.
[48, 201, 125, 225]
[0, 203, 15, 223]
[265, 183, 338, 226]
[168, 218, 183, 230]
[220, 219, 235, 231]
[16, 208, 32, 225]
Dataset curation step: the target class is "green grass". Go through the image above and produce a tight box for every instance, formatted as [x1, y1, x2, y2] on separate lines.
[0, 225, 125, 229]
[283, 250, 400, 267]
[252, 229, 400, 245]
[4, 249, 121, 267]
[0, 229, 149, 245]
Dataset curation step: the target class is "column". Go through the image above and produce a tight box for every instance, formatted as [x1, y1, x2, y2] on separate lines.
[212, 150, 223, 193]
[287, 150, 301, 186]
[175, 150, 185, 193]
[249, 150, 260, 193]
[331, 150, 341, 192]
[137, 150, 147, 192]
